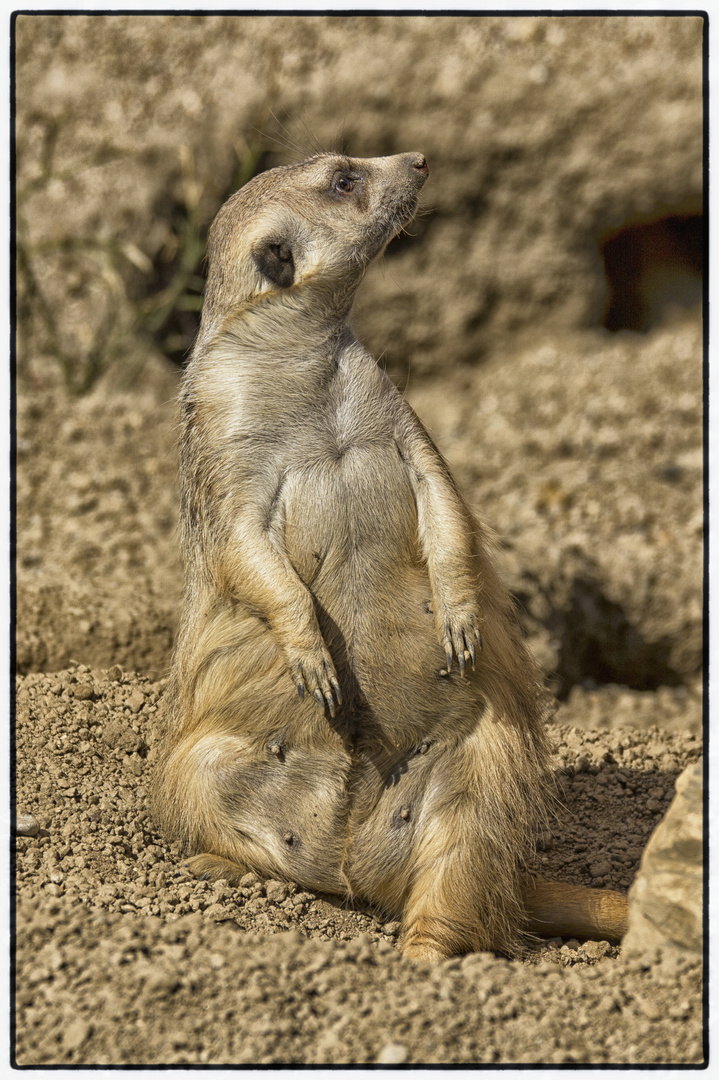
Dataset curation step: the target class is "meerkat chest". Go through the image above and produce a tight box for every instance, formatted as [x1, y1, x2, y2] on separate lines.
[286, 440, 418, 568]
[278, 398, 420, 580]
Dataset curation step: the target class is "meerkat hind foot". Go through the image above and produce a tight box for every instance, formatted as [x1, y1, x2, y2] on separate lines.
[183, 853, 250, 886]
[400, 939, 454, 963]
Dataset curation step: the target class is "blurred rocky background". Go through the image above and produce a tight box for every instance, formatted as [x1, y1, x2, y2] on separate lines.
[15, 12, 703, 714]
[15, 11, 705, 694]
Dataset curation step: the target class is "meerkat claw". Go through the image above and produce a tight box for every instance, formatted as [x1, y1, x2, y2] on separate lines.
[314, 688, 325, 707]
[296, 681, 305, 700]
[330, 676, 343, 705]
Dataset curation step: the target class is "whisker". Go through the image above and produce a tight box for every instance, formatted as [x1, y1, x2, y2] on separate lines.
[296, 110, 326, 156]
[330, 121, 349, 156]
[260, 109, 308, 159]
[250, 125, 298, 159]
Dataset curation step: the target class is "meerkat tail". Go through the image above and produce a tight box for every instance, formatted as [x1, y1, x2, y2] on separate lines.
[522, 878, 629, 942]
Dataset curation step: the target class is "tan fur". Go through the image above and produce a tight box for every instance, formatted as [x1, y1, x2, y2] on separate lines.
[523, 880, 629, 942]
[150, 151, 628, 958]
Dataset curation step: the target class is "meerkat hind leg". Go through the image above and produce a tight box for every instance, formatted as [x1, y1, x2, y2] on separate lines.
[399, 845, 509, 961]
[183, 853, 250, 885]
[400, 879, 629, 962]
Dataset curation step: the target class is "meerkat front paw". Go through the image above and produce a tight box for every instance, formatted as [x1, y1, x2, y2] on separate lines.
[435, 599, 483, 675]
[287, 642, 343, 717]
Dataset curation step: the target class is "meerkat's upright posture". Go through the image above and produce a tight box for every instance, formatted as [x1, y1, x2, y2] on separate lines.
[151, 152, 628, 959]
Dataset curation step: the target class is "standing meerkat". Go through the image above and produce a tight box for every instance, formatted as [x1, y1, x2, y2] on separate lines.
[151, 151, 628, 959]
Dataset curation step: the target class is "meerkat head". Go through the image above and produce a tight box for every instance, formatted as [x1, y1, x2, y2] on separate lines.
[203, 152, 429, 326]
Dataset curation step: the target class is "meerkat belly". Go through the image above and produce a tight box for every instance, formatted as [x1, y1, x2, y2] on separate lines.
[344, 738, 449, 908]
[283, 443, 484, 737]
[284, 442, 428, 657]
[343, 714, 491, 910]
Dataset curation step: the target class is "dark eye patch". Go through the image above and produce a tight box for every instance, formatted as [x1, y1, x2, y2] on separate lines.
[252, 239, 295, 288]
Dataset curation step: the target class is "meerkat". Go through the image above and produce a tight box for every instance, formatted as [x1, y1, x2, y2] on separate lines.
[150, 151, 628, 960]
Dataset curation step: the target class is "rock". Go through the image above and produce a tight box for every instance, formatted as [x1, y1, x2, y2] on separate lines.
[581, 940, 610, 961]
[126, 689, 146, 714]
[637, 997, 662, 1021]
[62, 1018, 92, 1052]
[265, 880, 289, 904]
[376, 1042, 409, 1064]
[72, 679, 96, 701]
[203, 904, 235, 922]
[102, 719, 144, 753]
[16, 814, 39, 837]
[623, 759, 703, 956]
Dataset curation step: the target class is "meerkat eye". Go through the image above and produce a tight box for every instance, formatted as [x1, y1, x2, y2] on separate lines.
[334, 176, 356, 194]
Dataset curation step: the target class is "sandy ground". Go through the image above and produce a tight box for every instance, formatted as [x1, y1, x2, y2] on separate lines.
[13, 665, 703, 1065]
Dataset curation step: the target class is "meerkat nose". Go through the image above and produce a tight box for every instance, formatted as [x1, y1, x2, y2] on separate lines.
[412, 155, 429, 175]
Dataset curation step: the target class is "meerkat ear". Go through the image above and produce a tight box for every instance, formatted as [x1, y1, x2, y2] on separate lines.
[252, 239, 295, 288]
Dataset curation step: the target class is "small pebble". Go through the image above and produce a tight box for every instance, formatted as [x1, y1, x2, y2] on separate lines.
[638, 997, 662, 1021]
[126, 689, 145, 714]
[581, 940, 610, 960]
[62, 1018, 92, 1052]
[73, 681, 96, 702]
[204, 903, 234, 921]
[376, 1042, 408, 1064]
[266, 880, 289, 903]
[16, 814, 39, 837]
